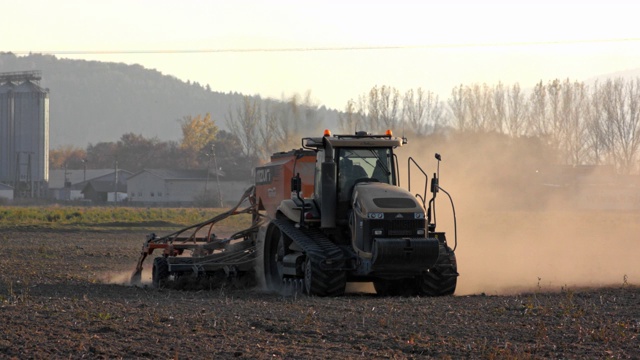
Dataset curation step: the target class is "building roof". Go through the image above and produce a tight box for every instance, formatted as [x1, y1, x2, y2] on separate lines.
[82, 180, 127, 193]
[130, 168, 224, 181]
[49, 169, 132, 188]
[0, 183, 13, 191]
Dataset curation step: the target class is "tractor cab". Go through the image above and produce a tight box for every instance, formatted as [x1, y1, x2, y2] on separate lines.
[336, 147, 395, 200]
[302, 130, 404, 229]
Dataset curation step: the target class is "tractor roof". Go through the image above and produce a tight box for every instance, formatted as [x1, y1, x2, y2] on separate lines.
[303, 131, 404, 149]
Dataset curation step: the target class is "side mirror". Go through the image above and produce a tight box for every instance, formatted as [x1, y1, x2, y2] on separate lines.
[430, 173, 439, 194]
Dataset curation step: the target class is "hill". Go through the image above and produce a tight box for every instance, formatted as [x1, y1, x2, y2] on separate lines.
[0, 53, 339, 148]
[586, 67, 640, 84]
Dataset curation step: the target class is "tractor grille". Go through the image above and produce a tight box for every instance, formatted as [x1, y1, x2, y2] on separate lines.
[390, 220, 413, 236]
[369, 219, 425, 237]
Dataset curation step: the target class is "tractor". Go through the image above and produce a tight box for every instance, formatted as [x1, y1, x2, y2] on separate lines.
[131, 130, 458, 296]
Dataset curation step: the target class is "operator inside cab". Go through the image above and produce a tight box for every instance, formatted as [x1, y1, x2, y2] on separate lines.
[337, 148, 392, 202]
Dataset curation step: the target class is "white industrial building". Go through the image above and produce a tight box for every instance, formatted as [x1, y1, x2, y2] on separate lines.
[49, 169, 131, 202]
[0, 183, 13, 202]
[127, 169, 251, 206]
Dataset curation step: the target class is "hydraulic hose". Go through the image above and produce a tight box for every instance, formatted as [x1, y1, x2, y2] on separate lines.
[438, 186, 457, 252]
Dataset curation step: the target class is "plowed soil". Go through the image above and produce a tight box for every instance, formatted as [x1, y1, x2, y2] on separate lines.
[0, 228, 638, 359]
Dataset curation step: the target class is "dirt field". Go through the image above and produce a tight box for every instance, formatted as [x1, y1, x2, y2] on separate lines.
[1, 210, 639, 359]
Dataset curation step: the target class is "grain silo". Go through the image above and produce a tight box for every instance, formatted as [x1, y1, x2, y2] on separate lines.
[0, 80, 15, 188]
[0, 71, 49, 198]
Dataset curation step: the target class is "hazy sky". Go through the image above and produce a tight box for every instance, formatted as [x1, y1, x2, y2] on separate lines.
[5, 0, 640, 109]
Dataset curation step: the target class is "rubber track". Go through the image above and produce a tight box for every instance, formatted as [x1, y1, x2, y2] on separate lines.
[418, 245, 458, 296]
[271, 219, 344, 268]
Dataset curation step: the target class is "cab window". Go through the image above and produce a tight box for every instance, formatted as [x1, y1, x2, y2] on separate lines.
[337, 148, 392, 201]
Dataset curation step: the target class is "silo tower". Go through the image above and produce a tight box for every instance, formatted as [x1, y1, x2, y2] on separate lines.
[0, 71, 49, 198]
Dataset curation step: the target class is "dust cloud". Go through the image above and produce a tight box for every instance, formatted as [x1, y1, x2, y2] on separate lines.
[98, 132, 640, 297]
[99, 268, 152, 286]
[397, 132, 640, 296]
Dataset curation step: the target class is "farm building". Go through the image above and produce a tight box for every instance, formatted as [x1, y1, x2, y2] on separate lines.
[0, 183, 13, 201]
[49, 169, 131, 201]
[127, 169, 251, 207]
[82, 181, 128, 203]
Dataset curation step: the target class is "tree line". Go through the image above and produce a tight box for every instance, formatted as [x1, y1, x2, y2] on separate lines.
[50, 93, 326, 178]
[51, 77, 640, 177]
[49, 114, 254, 180]
[340, 78, 640, 174]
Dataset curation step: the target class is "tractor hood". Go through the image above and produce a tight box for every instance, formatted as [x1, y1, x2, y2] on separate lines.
[352, 182, 425, 215]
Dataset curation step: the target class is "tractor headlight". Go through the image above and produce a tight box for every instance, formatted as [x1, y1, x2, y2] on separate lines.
[373, 229, 383, 236]
[367, 212, 384, 219]
[416, 228, 426, 236]
[414, 212, 425, 219]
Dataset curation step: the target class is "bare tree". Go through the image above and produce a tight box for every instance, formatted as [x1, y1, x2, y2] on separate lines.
[528, 81, 547, 137]
[346, 86, 402, 133]
[506, 83, 528, 137]
[584, 81, 609, 165]
[273, 95, 298, 151]
[226, 96, 262, 165]
[287, 93, 303, 135]
[403, 88, 443, 135]
[402, 89, 424, 135]
[492, 82, 506, 133]
[424, 89, 445, 133]
[465, 83, 497, 132]
[378, 85, 400, 130]
[547, 79, 564, 151]
[528, 80, 564, 157]
[340, 99, 362, 133]
[465, 84, 482, 131]
[283, 92, 320, 146]
[261, 101, 283, 159]
[302, 90, 320, 132]
[367, 86, 381, 131]
[561, 80, 589, 165]
[600, 78, 640, 174]
[448, 84, 468, 131]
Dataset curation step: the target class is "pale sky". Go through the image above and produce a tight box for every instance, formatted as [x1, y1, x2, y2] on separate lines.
[4, 0, 640, 110]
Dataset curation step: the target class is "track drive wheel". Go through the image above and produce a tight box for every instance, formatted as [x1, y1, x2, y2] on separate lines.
[152, 256, 170, 288]
[416, 245, 458, 296]
[304, 256, 346, 297]
[264, 224, 290, 293]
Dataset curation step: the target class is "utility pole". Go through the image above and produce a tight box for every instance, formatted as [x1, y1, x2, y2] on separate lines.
[212, 144, 223, 208]
[204, 148, 211, 197]
[82, 159, 87, 182]
[114, 158, 118, 205]
[64, 162, 70, 201]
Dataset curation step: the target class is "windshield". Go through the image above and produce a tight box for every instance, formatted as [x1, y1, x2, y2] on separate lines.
[337, 147, 393, 201]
